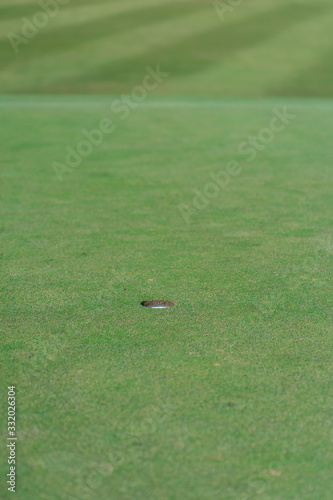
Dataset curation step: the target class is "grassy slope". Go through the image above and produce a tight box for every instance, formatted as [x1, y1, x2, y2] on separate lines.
[0, 96, 332, 499]
[0, 0, 333, 96]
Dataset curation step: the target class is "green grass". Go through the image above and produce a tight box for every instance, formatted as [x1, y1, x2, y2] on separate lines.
[1, 0, 333, 499]
[0, 0, 333, 96]
[0, 95, 332, 499]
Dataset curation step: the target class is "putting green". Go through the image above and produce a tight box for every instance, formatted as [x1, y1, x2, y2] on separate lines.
[0, 95, 332, 499]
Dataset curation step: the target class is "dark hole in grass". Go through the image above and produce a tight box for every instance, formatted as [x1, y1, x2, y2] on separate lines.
[141, 300, 175, 308]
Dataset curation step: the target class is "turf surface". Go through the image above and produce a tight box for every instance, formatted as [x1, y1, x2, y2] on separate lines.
[0, 96, 332, 499]
[1, 0, 333, 96]
[1, 0, 333, 499]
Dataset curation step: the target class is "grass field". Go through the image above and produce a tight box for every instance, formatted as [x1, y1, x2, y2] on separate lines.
[1, 0, 333, 96]
[1, 95, 332, 499]
[1, 1, 333, 500]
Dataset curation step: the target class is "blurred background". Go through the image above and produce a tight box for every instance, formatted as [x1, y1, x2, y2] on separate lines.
[1, 0, 332, 98]
[1, 4, 333, 500]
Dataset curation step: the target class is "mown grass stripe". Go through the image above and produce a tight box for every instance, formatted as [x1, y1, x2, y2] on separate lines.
[0, 0, 182, 39]
[0, 1, 210, 67]
[274, 47, 333, 98]
[1, 0, 333, 98]
[0, 0, 102, 22]
[175, 6, 333, 99]
[0, 0, 282, 93]
[0, 7, 221, 93]
[71, 2, 330, 88]
[261, 8, 333, 97]
[0, 1, 280, 93]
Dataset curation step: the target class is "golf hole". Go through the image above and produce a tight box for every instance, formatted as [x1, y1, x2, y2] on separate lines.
[141, 300, 175, 309]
